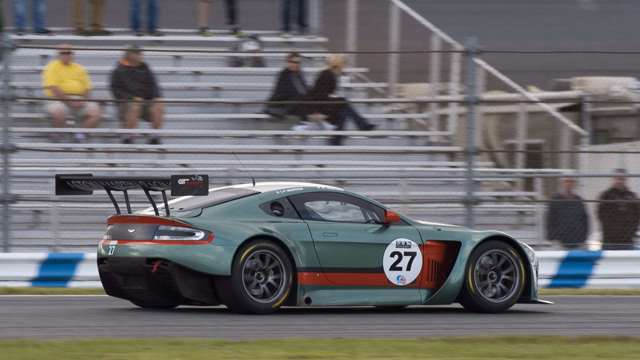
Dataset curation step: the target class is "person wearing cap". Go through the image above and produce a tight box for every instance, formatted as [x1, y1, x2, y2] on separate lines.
[281, 0, 308, 35]
[12, 0, 52, 35]
[197, 0, 239, 36]
[546, 177, 590, 249]
[130, 0, 161, 36]
[597, 169, 640, 250]
[110, 45, 164, 145]
[265, 52, 308, 118]
[72, 0, 111, 36]
[42, 44, 102, 142]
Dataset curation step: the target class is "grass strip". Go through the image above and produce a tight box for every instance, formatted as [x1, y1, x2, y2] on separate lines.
[2, 336, 640, 360]
[0, 287, 106, 295]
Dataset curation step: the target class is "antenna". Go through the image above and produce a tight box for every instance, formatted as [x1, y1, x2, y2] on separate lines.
[232, 152, 256, 187]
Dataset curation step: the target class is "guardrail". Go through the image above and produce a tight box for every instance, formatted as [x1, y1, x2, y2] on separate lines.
[1, 251, 639, 289]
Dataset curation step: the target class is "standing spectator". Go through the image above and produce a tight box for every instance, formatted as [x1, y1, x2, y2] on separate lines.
[42, 44, 101, 142]
[110, 45, 164, 145]
[307, 54, 375, 145]
[546, 177, 589, 249]
[197, 0, 239, 36]
[265, 52, 307, 118]
[73, 0, 111, 36]
[12, 0, 51, 35]
[130, 0, 161, 36]
[281, 0, 307, 35]
[597, 169, 640, 250]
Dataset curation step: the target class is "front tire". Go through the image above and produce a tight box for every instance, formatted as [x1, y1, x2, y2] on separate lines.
[459, 240, 526, 313]
[217, 240, 293, 314]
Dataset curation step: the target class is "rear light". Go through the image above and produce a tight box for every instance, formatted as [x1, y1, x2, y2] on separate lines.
[153, 225, 208, 241]
[102, 216, 214, 245]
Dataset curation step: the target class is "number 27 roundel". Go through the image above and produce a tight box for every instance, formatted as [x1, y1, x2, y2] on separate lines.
[383, 238, 423, 286]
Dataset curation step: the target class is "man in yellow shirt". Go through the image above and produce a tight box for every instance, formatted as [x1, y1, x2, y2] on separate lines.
[42, 44, 101, 142]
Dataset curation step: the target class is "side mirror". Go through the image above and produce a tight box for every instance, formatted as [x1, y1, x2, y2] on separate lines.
[383, 210, 402, 225]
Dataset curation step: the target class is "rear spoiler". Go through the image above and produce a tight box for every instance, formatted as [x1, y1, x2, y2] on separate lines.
[55, 174, 209, 216]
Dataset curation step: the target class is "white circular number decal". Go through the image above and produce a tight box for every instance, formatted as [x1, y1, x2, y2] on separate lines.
[383, 238, 423, 286]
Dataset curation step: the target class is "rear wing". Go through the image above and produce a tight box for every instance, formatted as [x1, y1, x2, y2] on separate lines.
[55, 174, 209, 216]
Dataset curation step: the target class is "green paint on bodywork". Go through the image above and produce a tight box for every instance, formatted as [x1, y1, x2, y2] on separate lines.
[97, 184, 540, 307]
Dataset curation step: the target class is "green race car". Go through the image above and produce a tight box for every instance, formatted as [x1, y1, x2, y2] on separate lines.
[55, 174, 545, 314]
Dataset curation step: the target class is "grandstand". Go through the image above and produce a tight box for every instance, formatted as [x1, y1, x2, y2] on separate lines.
[3, 27, 573, 252]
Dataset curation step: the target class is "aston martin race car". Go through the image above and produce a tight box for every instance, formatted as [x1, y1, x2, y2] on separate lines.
[55, 174, 545, 314]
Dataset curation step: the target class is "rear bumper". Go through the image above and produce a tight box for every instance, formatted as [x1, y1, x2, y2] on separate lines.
[98, 257, 219, 306]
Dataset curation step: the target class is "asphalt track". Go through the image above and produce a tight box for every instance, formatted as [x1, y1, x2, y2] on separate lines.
[0, 295, 638, 339]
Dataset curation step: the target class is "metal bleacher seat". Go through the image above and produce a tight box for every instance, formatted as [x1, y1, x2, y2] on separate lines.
[5, 30, 559, 251]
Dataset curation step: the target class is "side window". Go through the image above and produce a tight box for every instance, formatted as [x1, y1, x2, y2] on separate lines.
[305, 200, 367, 223]
[259, 197, 300, 219]
[290, 192, 384, 224]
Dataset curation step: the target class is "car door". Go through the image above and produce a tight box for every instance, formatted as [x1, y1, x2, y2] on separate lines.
[289, 191, 423, 304]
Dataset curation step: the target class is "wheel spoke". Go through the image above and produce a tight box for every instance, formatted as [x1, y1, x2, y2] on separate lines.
[241, 249, 287, 303]
[260, 284, 273, 298]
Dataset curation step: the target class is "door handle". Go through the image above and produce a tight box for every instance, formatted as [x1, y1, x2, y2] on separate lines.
[322, 232, 338, 238]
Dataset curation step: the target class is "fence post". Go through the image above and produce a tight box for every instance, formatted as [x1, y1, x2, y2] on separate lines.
[448, 47, 462, 134]
[388, 1, 400, 97]
[1, 31, 14, 252]
[464, 38, 479, 229]
[580, 94, 592, 146]
[346, 0, 358, 65]
[429, 34, 442, 132]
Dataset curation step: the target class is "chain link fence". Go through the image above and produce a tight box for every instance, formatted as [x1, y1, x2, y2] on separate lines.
[2, 0, 640, 252]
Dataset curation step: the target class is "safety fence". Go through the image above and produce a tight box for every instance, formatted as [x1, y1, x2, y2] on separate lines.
[1, 251, 638, 289]
[5, 0, 640, 253]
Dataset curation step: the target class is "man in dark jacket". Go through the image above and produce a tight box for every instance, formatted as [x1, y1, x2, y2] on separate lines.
[265, 52, 307, 118]
[546, 177, 589, 249]
[597, 169, 640, 250]
[110, 45, 163, 144]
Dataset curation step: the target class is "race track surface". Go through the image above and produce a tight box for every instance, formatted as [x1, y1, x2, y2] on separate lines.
[1, 295, 638, 339]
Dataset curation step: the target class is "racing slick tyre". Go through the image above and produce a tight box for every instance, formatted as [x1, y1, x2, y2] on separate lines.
[216, 240, 294, 314]
[459, 240, 526, 313]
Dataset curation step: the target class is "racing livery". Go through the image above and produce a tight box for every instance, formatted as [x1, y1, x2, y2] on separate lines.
[55, 174, 546, 314]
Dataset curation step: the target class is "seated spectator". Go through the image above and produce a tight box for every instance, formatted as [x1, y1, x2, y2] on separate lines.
[197, 0, 239, 36]
[72, 0, 111, 36]
[12, 0, 52, 35]
[110, 45, 164, 145]
[264, 52, 307, 118]
[307, 54, 375, 145]
[281, 0, 308, 35]
[42, 44, 101, 142]
[130, 0, 161, 36]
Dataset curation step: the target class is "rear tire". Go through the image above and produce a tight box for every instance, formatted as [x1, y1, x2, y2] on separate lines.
[459, 240, 526, 313]
[217, 240, 294, 314]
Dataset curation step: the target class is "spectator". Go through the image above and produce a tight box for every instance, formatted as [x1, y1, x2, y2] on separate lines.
[12, 0, 51, 35]
[597, 169, 640, 250]
[42, 44, 101, 142]
[197, 0, 239, 36]
[110, 45, 163, 145]
[307, 54, 375, 145]
[73, 0, 111, 36]
[131, 0, 161, 36]
[264, 52, 307, 118]
[281, 0, 307, 35]
[546, 177, 589, 249]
